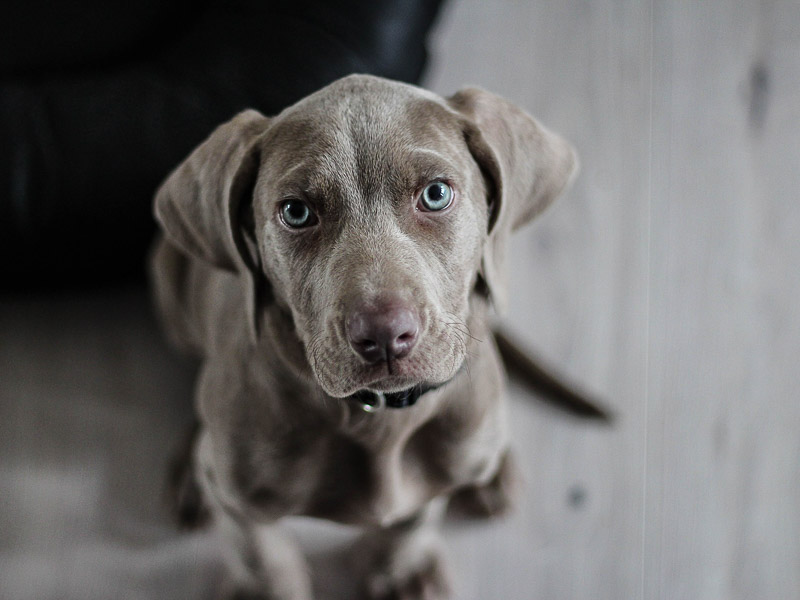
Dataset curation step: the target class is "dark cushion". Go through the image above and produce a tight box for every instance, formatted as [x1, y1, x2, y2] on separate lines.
[1, 0, 444, 290]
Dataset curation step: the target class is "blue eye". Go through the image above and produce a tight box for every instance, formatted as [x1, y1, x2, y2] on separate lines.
[419, 181, 453, 212]
[280, 200, 317, 228]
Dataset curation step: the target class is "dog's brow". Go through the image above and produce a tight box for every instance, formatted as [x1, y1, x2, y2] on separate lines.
[273, 161, 311, 191]
[272, 154, 352, 199]
[408, 148, 452, 164]
[404, 150, 460, 183]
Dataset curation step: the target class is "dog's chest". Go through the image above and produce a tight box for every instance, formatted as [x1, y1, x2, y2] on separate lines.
[235, 403, 501, 526]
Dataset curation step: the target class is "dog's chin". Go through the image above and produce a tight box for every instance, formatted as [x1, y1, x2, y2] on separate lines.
[362, 374, 424, 394]
[317, 372, 421, 399]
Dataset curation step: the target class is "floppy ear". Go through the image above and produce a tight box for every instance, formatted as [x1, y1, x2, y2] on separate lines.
[448, 88, 578, 313]
[154, 109, 270, 342]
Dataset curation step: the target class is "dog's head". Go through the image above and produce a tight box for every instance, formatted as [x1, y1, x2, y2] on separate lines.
[155, 75, 576, 398]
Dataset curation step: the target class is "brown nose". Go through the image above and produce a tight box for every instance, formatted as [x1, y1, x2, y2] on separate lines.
[346, 302, 420, 364]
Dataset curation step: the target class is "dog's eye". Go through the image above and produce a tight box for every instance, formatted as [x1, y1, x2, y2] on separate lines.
[280, 199, 317, 228]
[418, 181, 453, 212]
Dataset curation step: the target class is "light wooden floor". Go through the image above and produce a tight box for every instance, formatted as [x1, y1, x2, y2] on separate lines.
[427, 0, 800, 598]
[2, 1, 798, 599]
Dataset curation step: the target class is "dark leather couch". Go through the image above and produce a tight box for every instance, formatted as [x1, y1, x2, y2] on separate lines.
[1, 0, 444, 289]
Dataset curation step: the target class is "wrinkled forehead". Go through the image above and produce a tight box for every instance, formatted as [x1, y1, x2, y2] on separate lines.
[257, 86, 467, 207]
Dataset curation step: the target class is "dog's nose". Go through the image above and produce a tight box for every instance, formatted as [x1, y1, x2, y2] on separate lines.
[346, 303, 419, 364]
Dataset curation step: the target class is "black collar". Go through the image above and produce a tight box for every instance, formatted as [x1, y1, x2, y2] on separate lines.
[347, 363, 466, 412]
[348, 381, 444, 412]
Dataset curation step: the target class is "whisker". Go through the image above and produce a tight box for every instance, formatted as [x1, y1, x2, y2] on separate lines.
[441, 313, 484, 344]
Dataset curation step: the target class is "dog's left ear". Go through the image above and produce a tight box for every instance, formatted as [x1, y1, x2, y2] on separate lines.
[154, 110, 270, 342]
[448, 88, 578, 312]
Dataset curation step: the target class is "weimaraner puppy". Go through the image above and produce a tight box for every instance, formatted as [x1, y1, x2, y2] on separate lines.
[150, 74, 577, 600]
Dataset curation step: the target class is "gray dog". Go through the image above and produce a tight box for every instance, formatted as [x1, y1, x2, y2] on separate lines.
[150, 74, 577, 600]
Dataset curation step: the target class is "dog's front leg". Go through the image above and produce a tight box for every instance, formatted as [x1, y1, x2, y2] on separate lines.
[213, 511, 312, 600]
[196, 437, 312, 600]
[353, 498, 452, 600]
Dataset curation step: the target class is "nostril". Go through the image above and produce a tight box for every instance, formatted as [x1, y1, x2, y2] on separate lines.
[355, 339, 378, 352]
[388, 329, 417, 361]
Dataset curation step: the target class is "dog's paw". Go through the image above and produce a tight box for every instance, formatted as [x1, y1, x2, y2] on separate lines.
[363, 551, 452, 600]
[448, 450, 520, 519]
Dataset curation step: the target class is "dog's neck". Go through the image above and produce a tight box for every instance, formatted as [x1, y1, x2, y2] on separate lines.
[347, 374, 459, 412]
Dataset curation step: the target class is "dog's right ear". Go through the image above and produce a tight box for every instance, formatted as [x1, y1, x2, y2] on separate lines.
[154, 109, 270, 342]
[448, 88, 578, 313]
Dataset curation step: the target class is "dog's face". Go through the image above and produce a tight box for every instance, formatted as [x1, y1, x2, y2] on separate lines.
[155, 75, 577, 398]
[252, 80, 487, 396]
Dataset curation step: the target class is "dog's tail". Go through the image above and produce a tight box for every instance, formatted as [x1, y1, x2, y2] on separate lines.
[492, 329, 614, 423]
